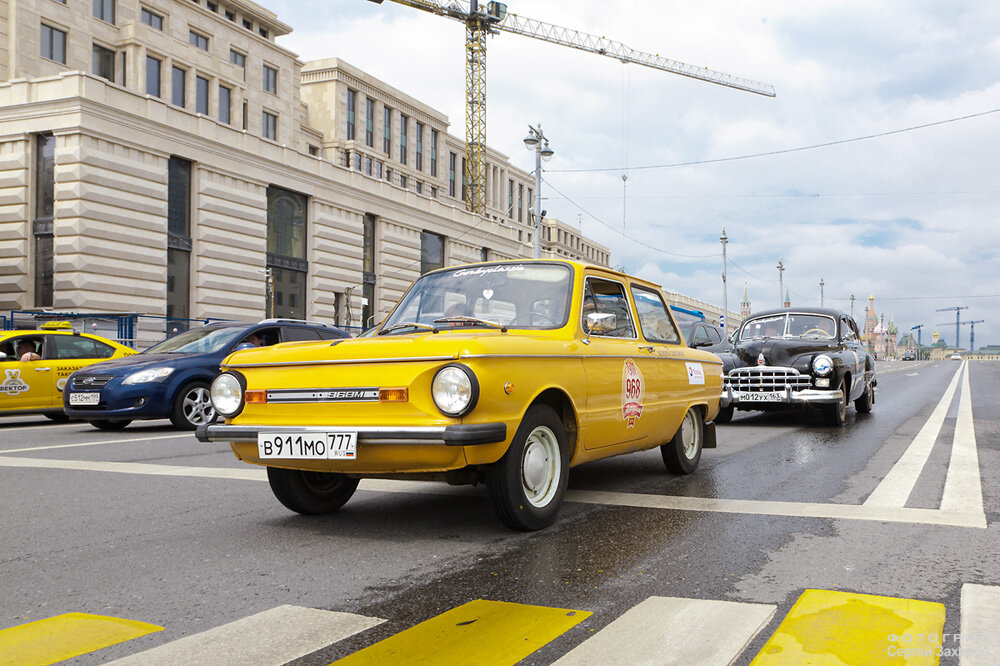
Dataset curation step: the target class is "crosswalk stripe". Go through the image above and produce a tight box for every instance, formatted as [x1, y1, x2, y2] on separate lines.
[749, 589, 946, 665]
[551, 596, 775, 666]
[330, 599, 590, 665]
[104, 605, 385, 666]
[959, 584, 1000, 666]
[864, 362, 964, 508]
[0, 612, 162, 666]
[940, 366, 984, 515]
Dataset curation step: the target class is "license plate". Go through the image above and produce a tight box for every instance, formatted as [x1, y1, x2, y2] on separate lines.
[257, 432, 358, 460]
[736, 391, 783, 402]
[69, 392, 100, 406]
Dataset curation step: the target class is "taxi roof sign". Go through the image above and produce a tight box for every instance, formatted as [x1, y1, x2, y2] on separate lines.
[40, 321, 74, 330]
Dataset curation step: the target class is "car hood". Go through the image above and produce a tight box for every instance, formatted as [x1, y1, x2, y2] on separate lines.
[75, 352, 212, 375]
[727, 338, 840, 368]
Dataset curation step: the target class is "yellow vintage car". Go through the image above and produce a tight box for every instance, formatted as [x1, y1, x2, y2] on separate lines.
[0, 322, 135, 420]
[198, 260, 723, 530]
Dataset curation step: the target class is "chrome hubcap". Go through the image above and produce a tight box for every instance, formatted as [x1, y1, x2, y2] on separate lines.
[680, 412, 700, 459]
[521, 426, 560, 507]
[183, 387, 216, 425]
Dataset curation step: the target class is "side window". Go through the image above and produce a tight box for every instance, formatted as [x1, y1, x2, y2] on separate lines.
[3, 336, 44, 361]
[53, 335, 115, 360]
[582, 278, 636, 338]
[316, 329, 348, 340]
[282, 327, 322, 342]
[629, 285, 680, 343]
[693, 325, 712, 345]
[842, 317, 858, 341]
[708, 326, 724, 343]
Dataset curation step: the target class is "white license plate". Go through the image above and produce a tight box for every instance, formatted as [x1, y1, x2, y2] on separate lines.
[69, 392, 100, 406]
[736, 391, 784, 402]
[257, 432, 358, 460]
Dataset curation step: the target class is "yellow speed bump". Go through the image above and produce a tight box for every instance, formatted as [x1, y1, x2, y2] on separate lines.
[331, 599, 590, 666]
[751, 589, 946, 665]
[0, 612, 163, 666]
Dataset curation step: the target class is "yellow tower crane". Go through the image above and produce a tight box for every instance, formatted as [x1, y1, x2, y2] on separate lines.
[366, 0, 776, 216]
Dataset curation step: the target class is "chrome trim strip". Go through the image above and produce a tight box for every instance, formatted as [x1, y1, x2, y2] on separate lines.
[227, 353, 724, 370]
[459, 353, 724, 366]
[265, 387, 379, 403]
[225, 355, 456, 369]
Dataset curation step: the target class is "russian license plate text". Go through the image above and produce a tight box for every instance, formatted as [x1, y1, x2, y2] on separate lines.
[257, 432, 357, 460]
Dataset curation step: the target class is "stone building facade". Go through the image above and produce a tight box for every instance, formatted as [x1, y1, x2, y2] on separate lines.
[0, 0, 608, 335]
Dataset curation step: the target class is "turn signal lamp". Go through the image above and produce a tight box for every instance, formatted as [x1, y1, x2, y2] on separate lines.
[245, 389, 267, 404]
[379, 388, 409, 402]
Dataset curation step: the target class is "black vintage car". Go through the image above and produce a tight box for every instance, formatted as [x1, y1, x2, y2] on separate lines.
[716, 307, 876, 426]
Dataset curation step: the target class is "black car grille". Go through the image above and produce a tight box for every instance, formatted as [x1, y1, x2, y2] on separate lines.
[725, 367, 811, 391]
[72, 374, 114, 389]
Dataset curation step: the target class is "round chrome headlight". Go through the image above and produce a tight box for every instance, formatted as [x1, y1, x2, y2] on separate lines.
[211, 372, 244, 417]
[431, 364, 478, 417]
[812, 354, 833, 376]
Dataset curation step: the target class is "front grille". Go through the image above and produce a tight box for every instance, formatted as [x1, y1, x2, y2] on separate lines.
[72, 374, 113, 390]
[725, 366, 810, 392]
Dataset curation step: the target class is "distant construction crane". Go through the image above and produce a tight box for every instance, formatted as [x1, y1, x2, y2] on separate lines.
[960, 320, 986, 352]
[365, 0, 776, 215]
[910, 324, 924, 346]
[936, 306, 968, 349]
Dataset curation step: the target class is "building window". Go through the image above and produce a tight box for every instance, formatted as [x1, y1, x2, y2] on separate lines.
[33, 134, 56, 307]
[229, 50, 245, 68]
[480, 247, 489, 262]
[219, 85, 231, 124]
[415, 181, 422, 194]
[262, 65, 277, 94]
[431, 129, 438, 177]
[420, 231, 445, 274]
[93, 0, 115, 24]
[362, 213, 376, 327]
[461, 157, 467, 201]
[207, 1, 217, 11]
[415, 122, 424, 172]
[195, 76, 209, 114]
[508, 179, 514, 218]
[189, 31, 208, 50]
[308, 144, 319, 156]
[141, 8, 163, 30]
[449, 152, 456, 197]
[40, 24, 67, 64]
[518, 184, 524, 222]
[399, 174, 407, 189]
[364, 156, 372, 176]
[399, 115, 408, 165]
[258, 27, 268, 38]
[383, 107, 391, 156]
[267, 186, 308, 319]
[365, 98, 374, 147]
[346, 89, 356, 140]
[171, 66, 185, 107]
[242, 19, 252, 30]
[167, 157, 192, 327]
[92, 44, 115, 82]
[146, 56, 161, 96]
[225, 9, 235, 21]
[262, 111, 277, 140]
[430, 186, 437, 198]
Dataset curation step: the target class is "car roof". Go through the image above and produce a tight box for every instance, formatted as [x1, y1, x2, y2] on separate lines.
[743, 307, 847, 319]
[419, 258, 665, 291]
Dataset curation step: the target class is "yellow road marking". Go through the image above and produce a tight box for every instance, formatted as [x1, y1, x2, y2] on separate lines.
[751, 589, 945, 665]
[330, 599, 590, 665]
[0, 612, 162, 666]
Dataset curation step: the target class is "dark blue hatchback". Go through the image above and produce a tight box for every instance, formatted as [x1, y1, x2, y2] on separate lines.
[64, 319, 349, 430]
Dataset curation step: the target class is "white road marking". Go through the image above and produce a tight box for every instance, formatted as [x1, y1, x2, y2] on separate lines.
[0, 456, 986, 528]
[960, 584, 1000, 666]
[906, 372, 919, 376]
[941, 366, 984, 515]
[0, 421, 84, 432]
[3, 433, 193, 453]
[551, 596, 775, 666]
[104, 604, 384, 666]
[864, 361, 965, 508]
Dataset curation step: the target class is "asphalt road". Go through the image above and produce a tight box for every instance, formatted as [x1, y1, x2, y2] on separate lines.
[1, 359, 998, 665]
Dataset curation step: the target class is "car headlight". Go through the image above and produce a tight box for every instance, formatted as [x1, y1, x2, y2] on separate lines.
[431, 364, 478, 417]
[812, 354, 833, 376]
[211, 372, 245, 417]
[122, 367, 174, 385]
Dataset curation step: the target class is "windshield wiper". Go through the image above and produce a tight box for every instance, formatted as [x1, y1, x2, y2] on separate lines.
[378, 321, 436, 335]
[433, 316, 507, 332]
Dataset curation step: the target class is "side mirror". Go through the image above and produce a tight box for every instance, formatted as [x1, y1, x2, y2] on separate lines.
[691, 339, 712, 348]
[585, 312, 616, 334]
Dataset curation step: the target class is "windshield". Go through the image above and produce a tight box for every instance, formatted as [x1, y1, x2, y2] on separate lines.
[739, 313, 837, 341]
[144, 326, 245, 354]
[379, 263, 573, 335]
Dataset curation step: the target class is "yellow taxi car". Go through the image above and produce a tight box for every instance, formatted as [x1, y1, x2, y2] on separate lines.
[197, 260, 723, 530]
[0, 322, 136, 420]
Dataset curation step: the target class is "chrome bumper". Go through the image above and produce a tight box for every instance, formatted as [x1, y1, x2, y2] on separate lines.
[720, 385, 844, 408]
[196, 423, 507, 446]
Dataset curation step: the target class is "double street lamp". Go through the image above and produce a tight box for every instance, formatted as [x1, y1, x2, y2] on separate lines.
[523, 124, 554, 258]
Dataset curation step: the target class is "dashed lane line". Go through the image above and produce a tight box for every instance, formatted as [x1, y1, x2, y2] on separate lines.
[552, 596, 775, 666]
[0, 456, 986, 528]
[941, 366, 984, 515]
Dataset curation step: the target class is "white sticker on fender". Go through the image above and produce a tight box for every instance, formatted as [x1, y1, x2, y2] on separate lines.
[686, 362, 705, 385]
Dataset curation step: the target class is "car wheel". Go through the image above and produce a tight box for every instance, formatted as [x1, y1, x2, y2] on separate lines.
[89, 419, 132, 431]
[266, 467, 360, 515]
[714, 405, 734, 424]
[823, 379, 848, 426]
[44, 412, 70, 422]
[170, 382, 216, 430]
[854, 379, 874, 414]
[486, 404, 569, 531]
[661, 408, 704, 474]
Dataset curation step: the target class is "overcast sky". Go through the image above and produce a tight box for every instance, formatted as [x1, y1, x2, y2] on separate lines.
[266, 0, 1000, 348]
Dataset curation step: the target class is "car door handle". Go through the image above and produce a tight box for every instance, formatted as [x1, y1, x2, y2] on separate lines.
[34, 367, 51, 372]
[638, 346, 655, 353]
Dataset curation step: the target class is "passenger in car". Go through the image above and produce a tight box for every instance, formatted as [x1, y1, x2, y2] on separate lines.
[17, 339, 41, 362]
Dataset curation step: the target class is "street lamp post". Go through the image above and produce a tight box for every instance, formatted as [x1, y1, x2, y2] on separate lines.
[777, 258, 785, 308]
[819, 277, 825, 307]
[523, 124, 554, 259]
[720, 228, 728, 339]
